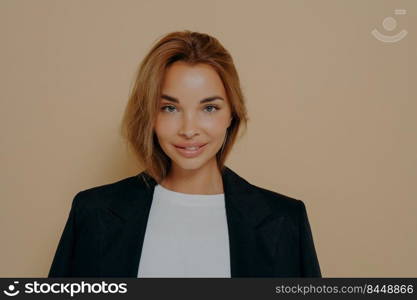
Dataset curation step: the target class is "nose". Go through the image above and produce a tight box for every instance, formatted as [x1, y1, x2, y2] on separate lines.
[179, 112, 199, 138]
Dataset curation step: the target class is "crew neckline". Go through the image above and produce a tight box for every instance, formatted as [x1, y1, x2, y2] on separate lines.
[155, 184, 225, 207]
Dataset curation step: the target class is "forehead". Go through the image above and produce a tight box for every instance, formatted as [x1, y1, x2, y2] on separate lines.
[161, 61, 226, 98]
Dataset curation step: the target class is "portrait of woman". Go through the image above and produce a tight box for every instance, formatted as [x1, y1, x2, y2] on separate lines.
[48, 30, 321, 278]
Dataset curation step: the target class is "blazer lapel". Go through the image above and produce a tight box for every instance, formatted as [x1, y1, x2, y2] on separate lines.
[100, 166, 281, 277]
[221, 166, 284, 277]
[98, 174, 155, 277]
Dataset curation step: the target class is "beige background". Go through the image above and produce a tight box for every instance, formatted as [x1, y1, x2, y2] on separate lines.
[1, 0, 416, 277]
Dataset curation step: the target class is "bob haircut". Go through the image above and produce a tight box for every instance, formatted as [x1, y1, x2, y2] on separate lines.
[120, 30, 249, 186]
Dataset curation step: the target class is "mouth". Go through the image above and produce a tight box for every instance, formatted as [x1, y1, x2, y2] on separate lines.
[173, 143, 208, 158]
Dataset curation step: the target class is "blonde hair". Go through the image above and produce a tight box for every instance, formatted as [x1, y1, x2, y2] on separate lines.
[120, 30, 249, 185]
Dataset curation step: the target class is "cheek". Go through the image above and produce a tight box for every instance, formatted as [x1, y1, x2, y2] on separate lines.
[154, 117, 175, 142]
[202, 114, 230, 133]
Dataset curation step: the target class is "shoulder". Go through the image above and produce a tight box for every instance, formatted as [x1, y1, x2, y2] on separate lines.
[70, 174, 141, 211]
[247, 180, 306, 217]
[225, 166, 307, 217]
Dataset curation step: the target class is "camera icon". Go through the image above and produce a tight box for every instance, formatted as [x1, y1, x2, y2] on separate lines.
[3, 281, 20, 297]
[371, 9, 407, 43]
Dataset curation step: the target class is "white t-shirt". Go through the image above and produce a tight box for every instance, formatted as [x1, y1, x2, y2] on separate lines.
[137, 184, 231, 278]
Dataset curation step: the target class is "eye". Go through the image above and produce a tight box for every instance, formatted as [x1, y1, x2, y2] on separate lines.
[204, 105, 219, 113]
[161, 105, 177, 113]
[160, 105, 220, 113]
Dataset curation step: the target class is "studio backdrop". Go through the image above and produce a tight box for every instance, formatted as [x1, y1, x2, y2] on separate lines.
[0, 0, 416, 277]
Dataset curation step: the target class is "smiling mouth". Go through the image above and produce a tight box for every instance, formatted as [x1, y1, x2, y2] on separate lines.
[175, 145, 203, 150]
[173, 143, 208, 157]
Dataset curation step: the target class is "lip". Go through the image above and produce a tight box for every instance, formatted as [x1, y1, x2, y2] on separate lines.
[173, 143, 208, 158]
[174, 142, 207, 148]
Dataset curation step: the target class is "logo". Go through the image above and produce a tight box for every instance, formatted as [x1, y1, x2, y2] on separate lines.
[3, 280, 128, 297]
[371, 9, 408, 43]
[3, 281, 20, 297]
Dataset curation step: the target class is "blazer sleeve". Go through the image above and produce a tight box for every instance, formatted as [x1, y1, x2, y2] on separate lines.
[48, 192, 81, 277]
[298, 200, 322, 277]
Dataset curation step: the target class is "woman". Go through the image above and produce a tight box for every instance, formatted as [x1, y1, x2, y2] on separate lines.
[48, 30, 321, 278]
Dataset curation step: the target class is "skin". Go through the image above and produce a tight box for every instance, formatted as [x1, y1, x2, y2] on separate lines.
[154, 61, 233, 195]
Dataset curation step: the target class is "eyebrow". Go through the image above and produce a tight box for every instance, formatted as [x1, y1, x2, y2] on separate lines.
[161, 94, 224, 104]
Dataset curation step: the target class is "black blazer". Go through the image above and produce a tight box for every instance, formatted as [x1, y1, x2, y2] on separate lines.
[48, 166, 321, 277]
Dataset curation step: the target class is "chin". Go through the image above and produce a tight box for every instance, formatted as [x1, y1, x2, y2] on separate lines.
[169, 153, 215, 171]
[172, 159, 207, 171]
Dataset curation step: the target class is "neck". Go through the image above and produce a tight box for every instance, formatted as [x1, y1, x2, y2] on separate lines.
[160, 161, 224, 195]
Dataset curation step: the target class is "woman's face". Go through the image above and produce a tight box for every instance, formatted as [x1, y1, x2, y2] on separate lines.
[154, 61, 232, 172]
